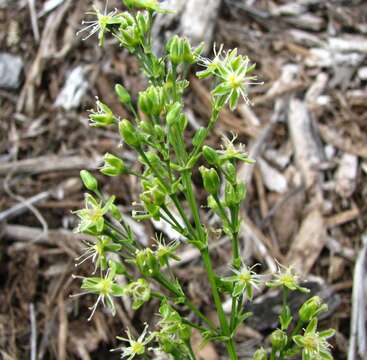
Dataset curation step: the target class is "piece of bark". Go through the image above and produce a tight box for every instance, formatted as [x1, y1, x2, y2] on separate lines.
[54, 66, 89, 110]
[335, 153, 358, 198]
[152, 0, 221, 54]
[288, 98, 323, 190]
[0, 178, 81, 222]
[287, 98, 326, 273]
[319, 124, 367, 159]
[0, 155, 101, 176]
[258, 158, 288, 194]
[287, 207, 326, 273]
[305, 48, 364, 68]
[348, 236, 367, 360]
[329, 36, 367, 53]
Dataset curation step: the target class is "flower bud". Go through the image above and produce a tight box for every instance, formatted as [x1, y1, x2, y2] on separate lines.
[166, 35, 195, 65]
[203, 145, 219, 165]
[115, 84, 131, 105]
[224, 162, 237, 184]
[80, 170, 98, 192]
[166, 102, 182, 126]
[192, 127, 207, 147]
[271, 329, 288, 350]
[119, 119, 141, 148]
[136, 11, 150, 35]
[135, 248, 160, 277]
[299, 296, 328, 322]
[138, 86, 164, 117]
[154, 124, 165, 142]
[100, 153, 126, 176]
[199, 166, 220, 195]
[225, 183, 237, 207]
[252, 348, 267, 360]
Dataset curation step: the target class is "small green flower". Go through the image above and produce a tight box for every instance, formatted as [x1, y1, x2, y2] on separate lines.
[293, 318, 335, 360]
[78, 5, 122, 46]
[75, 236, 122, 271]
[267, 263, 310, 293]
[197, 47, 262, 110]
[218, 135, 255, 164]
[227, 263, 261, 299]
[123, 278, 151, 310]
[153, 234, 180, 266]
[74, 193, 115, 233]
[89, 100, 116, 127]
[72, 263, 124, 320]
[111, 324, 152, 360]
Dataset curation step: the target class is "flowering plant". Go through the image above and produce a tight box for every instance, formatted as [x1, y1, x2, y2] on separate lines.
[74, 1, 335, 359]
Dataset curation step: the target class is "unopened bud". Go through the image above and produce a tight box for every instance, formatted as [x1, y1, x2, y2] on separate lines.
[299, 296, 328, 322]
[80, 170, 98, 192]
[119, 119, 141, 148]
[100, 153, 126, 176]
[115, 84, 131, 105]
[199, 166, 220, 195]
[252, 348, 267, 360]
[271, 329, 288, 350]
[203, 145, 219, 165]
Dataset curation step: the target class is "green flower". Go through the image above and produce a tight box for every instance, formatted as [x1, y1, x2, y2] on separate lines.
[293, 318, 335, 360]
[75, 236, 122, 271]
[89, 100, 116, 127]
[74, 194, 115, 233]
[78, 5, 122, 46]
[123, 279, 151, 310]
[197, 47, 262, 110]
[267, 263, 310, 293]
[111, 324, 153, 360]
[72, 263, 124, 320]
[227, 263, 261, 299]
[153, 234, 180, 266]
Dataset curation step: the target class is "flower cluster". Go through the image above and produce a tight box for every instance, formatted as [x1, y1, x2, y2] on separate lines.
[72, 1, 335, 360]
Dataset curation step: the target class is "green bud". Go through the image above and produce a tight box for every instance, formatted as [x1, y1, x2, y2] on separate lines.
[166, 35, 195, 65]
[199, 166, 221, 195]
[225, 183, 237, 207]
[138, 86, 165, 117]
[119, 119, 141, 148]
[271, 329, 288, 350]
[203, 145, 219, 165]
[252, 348, 267, 360]
[154, 124, 165, 142]
[135, 248, 160, 277]
[224, 162, 237, 184]
[299, 296, 328, 322]
[115, 84, 131, 104]
[166, 102, 182, 126]
[80, 170, 98, 192]
[100, 153, 126, 176]
[152, 186, 166, 206]
[192, 127, 207, 147]
[136, 11, 150, 35]
[207, 195, 219, 214]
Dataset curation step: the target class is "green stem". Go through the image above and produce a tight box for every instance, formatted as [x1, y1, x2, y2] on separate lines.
[186, 340, 197, 360]
[154, 273, 216, 331]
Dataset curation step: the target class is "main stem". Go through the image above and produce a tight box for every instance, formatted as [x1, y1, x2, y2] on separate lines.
[181, 170, 238, 360]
